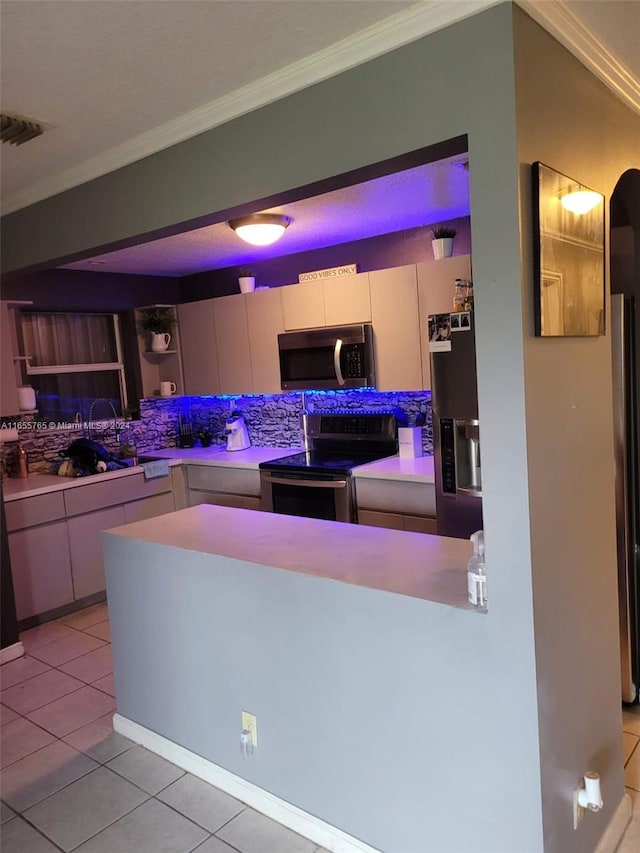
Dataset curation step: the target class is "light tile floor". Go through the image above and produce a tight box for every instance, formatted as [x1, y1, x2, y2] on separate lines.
[1, 601, 640, 852]
[621, 703, 640, 851]
[1, 602, 325, 853]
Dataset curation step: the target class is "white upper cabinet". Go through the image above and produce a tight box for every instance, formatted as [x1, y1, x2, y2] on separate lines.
[178, 299, 220, 396]
[323, 273, 371, 326]
[1, 302, 21, 415]
[245, 289, 285, 394]
[369, 265, 422, 392]
[281, 273, 372, 330]
[213, 295, 253, 395]
[179, 257, 473, 397]
[417, 255, 472, 389]
[281, 281, 325, 330]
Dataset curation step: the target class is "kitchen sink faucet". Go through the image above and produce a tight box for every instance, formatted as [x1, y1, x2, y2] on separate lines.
[87, 398, 120, 443]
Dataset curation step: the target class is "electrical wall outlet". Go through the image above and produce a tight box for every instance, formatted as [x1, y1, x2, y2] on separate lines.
[241, 710, 258, 748]
[573, 788, 584, 829]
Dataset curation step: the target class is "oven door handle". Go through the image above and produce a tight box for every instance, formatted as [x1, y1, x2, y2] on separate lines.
[333, 338, 345, 386]
[267, 475, 348, 490]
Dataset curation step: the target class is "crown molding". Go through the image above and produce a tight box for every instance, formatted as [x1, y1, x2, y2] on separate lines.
[517, 0, 640, 115]
[2, 0, 499, 215]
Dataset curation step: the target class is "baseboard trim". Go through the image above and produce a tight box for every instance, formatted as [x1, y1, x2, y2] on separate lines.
[114, 714, 381, 853]
[0, 641, 25, 665]
[595, 793, 633, 853]
[17, 592, 107, 632]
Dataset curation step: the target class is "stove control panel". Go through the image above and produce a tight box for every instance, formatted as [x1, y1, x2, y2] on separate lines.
[319, 415, 384, 435]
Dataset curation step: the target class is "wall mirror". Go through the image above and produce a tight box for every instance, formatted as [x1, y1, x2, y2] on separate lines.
[532, 162, 605, 336]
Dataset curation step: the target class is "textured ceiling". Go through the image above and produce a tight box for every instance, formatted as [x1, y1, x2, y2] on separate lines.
[0, 0, 415, 210]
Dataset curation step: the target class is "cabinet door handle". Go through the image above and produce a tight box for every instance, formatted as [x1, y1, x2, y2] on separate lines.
[333, 338, 345, 386]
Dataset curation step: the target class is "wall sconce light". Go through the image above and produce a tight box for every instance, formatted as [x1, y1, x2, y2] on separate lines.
[228, 214, 292, 246]
[559, 188, 602, 214]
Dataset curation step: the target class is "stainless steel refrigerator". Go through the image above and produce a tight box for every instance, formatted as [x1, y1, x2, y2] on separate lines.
[612, 293, 640, 704]
[429, 312, 483, 539]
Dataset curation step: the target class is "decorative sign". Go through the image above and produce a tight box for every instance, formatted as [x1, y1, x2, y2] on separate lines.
[298, 264, 358, 283]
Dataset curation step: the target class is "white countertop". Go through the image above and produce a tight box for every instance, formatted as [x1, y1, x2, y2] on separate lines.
[2, 447, 434, 502]
[1, 446, 294, 501]
[1, 463, 176, 502]
[107, 503, 474, 609]
[353, 454, 435, 483]
[148, 446, 296, 468]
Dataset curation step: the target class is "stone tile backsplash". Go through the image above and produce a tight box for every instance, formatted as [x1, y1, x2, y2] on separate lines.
[1, 390, 433, 475]
[140, 389, 433, 453]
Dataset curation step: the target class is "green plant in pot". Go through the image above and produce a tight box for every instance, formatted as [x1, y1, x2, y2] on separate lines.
[137, 307, 175, 352]
[430, 224, 456, 260]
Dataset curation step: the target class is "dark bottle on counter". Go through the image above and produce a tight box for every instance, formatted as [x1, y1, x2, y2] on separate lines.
[15, 443, 28, 479]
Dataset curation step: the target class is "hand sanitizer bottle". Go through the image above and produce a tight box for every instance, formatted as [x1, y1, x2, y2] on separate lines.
[467, 529, 487, 607]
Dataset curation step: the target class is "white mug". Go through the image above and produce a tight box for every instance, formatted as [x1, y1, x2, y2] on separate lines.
[160, 381, 177, 397]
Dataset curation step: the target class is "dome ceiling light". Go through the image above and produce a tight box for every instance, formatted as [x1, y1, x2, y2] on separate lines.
[228, 213, 292, 246]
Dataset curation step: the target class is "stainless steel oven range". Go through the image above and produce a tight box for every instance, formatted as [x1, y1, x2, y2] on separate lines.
[259, 413, 397, 523]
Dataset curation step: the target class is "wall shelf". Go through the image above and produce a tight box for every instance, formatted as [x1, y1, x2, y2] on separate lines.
[133, 306, 184, 399]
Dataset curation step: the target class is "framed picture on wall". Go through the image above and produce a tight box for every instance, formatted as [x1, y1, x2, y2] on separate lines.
[532, 162, 605, 337]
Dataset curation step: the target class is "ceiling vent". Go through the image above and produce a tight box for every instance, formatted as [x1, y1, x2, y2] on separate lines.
[1, 113, 45, 146]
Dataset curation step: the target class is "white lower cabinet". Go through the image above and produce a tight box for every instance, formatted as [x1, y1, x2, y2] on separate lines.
[186, 464, 261, 511]
[67, 505, 126, 600]
[123, 492, 175, 524]
[8, 521, 74, 622]
[188, 491, 261, 511]
[6, 470, 175, 623]
[355, 477, 437, 534]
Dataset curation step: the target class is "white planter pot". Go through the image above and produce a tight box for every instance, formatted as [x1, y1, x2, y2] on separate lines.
[238, 276, 256, 294]
[151, 332, 171, 352]
[432, 238, 454, 260]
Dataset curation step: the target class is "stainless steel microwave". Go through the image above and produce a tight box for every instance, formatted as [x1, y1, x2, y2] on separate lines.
[278, 324, 375, 391]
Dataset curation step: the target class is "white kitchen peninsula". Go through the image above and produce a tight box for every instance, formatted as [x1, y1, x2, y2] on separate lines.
[102, 504, 496, 853]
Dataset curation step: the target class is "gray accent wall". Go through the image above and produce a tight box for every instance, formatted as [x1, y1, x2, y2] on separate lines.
[104, 531, 542, 853]
[3, 2, 640, 850]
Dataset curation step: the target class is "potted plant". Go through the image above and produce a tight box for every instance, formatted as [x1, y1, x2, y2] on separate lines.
[196, 427, 213, 448]
[431, 225, 456, 260]
[137, 307, 175, 352]
[237, 267, 256, 294]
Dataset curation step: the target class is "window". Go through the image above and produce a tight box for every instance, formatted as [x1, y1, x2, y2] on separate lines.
[21, 312, 128, 422]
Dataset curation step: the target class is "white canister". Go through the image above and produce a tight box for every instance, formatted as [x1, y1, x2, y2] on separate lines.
[398, 427, 423, 458]
[18, 386, 36, 411]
